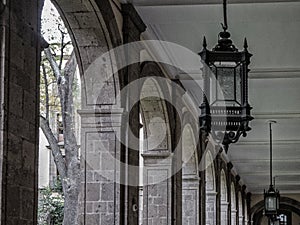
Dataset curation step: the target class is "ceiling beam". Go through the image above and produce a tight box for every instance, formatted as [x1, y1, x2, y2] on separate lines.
[236, 171, 300, 176]
[128, 0, 300, 6]
[253, 112, 300, 119]
[176, 68, 300, 80]
[251, 190, 300, 194]
[231, 159, 300, 163]
[250, 68, 300, 79]
[250, 183, 300, 186]
[232, 139, 300, 146]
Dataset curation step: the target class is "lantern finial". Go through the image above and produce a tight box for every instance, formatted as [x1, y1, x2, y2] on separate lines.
[244, 38, 248, 49]
[203, 36, 207, 48]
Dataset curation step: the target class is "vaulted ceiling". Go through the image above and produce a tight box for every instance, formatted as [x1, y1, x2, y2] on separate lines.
[128, 0, 300, 193]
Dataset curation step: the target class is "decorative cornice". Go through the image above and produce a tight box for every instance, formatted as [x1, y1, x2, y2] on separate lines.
[77, 108, 124, 115]
[242, 185, 247, 192]
[122, 3, 146, 34]
[236, 175, 241, 183]
[227, 162, 234, 171]
[142, 151, 172, 158]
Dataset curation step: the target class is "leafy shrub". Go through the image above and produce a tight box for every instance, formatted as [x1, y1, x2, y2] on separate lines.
[38, 178, 64, 225]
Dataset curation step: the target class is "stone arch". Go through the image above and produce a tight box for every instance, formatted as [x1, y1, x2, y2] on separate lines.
[221, 170, 229, 225]
[182, 124, 198, 177]
[231, 183, 237, 225]
[139, 66, 172, 225]
[45, 1, 144, 224]
[182, 123, 199, 225]
[51, 0, 122, 107]
[206, 151, 217, 225]
[250, 196, 300, 225]
[238, 191, 244, 225]
[140, 77, 171, 152]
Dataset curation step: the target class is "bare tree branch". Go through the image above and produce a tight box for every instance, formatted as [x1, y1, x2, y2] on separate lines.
[44, 47, 62, 81]
[59, 31, 65, 71]
[40, 116, 67, 179]
[42, 63, 50, 121]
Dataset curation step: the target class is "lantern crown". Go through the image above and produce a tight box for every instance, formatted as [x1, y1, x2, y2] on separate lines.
[213, 31, 237, 52]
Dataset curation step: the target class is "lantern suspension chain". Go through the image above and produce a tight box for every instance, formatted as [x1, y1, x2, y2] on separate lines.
[221, 0, 228, 31]
[270, 121, 273, 187]
[269, 120, 276, 187]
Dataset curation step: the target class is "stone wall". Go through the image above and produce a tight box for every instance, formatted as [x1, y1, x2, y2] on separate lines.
[0, 0, 43, 223]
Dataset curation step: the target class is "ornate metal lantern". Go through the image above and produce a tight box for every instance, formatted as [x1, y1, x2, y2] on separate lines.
[199, 0, 253, 151]
[264, 121, 280, 219]
[264, 186, 280, 218]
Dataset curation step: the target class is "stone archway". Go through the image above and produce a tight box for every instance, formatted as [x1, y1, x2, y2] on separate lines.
[39, 1, 145, 224]
[139, 75, 172, 225]
[52, 0, 122, 107]
[48, 1, 123, 224]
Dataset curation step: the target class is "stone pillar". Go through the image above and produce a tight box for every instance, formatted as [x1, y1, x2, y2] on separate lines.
[182, 176, 200, 225]
[221, 202, 229, 225]
[142, 152, 172, 225]
[227, 162, 234, 225]
[246, 193, 252, 225]
[78, 108, 123, 225]
[239, 215, 244, 225]
[206, 191, 217, 225]
[0, 0, 42, 223]
[231, 209, 237, 225]
[121, 4, 146, 225]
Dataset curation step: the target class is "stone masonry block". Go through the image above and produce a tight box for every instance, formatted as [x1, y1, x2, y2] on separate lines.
[86, 183, 100, 201]
[101, 183, 114, 201]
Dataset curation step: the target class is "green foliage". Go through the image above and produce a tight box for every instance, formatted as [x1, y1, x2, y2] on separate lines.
[38, 179, 64, 225]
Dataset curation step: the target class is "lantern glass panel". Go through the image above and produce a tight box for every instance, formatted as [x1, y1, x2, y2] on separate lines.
[266, 196, 277, 211]
[210, 61, 241, 106]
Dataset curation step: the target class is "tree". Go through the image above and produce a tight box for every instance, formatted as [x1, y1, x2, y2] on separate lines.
[39, 5, 80, 224]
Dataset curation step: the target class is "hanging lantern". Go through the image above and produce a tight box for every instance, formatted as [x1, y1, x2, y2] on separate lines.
[199, 0, 253, 151]
[264, 121, 280, 218]
[264, 186, 280, 217]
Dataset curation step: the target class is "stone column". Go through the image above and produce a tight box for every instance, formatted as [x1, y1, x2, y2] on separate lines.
[206, 191, 217, 225]
[231, 209, 237, 225]
[0, 0, 42, 223]
[121, 4, 146, 225]
[227, 162, 233, 225]
[221, 202, 229, 225]
[239, 215, 244, 225]
[182, 176, 200, 225]
[142, 152, 172, 225]
[78, 108, 123, 225]
[246, 192, 251, 225]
